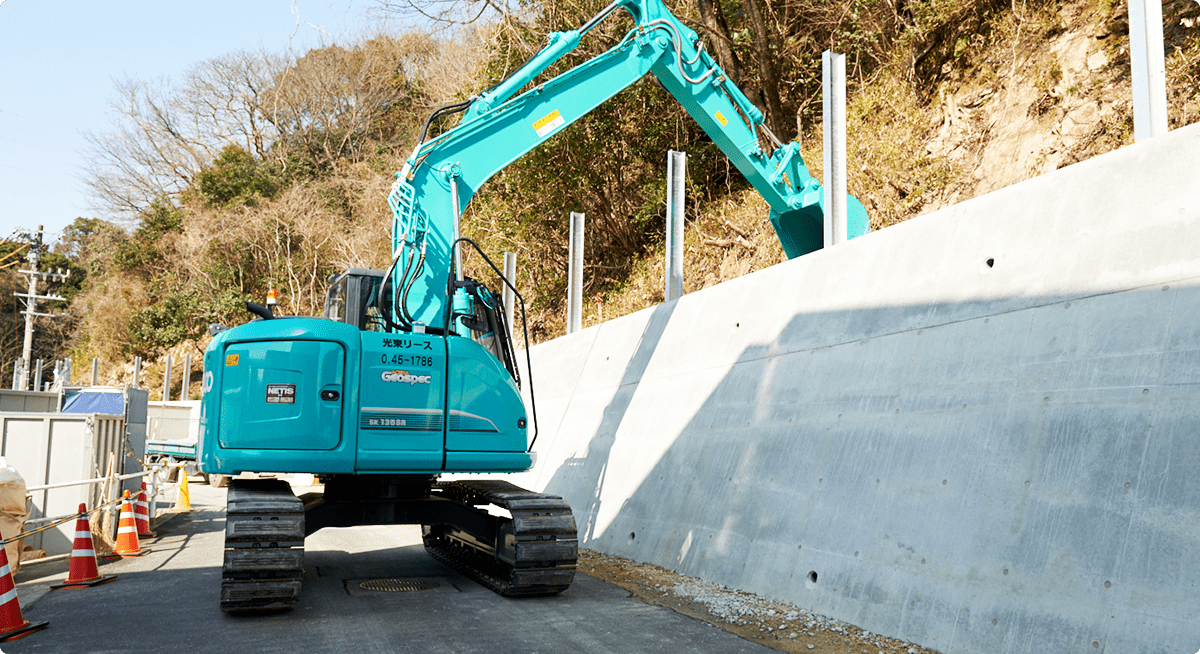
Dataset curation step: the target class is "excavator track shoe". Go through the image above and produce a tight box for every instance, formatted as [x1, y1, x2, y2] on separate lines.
[423, 479, 577, 596]
[220, 479, 305, 612]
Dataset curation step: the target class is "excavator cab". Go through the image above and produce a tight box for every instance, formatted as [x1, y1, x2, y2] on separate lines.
[323, 268, 391, 332]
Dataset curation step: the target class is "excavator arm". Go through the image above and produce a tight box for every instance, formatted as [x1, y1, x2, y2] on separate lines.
[387, 0, 868, 328]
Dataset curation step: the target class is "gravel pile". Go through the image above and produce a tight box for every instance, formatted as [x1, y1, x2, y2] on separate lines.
[670, 576, 930, 653]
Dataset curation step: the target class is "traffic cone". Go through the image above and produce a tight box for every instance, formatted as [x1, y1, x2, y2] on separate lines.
[112, 492, 148, 558]
[177, 467, 193, 512]
[0, 527, 48, 641]
[135, 483, 153, 537]
[50, 504, 117, 589]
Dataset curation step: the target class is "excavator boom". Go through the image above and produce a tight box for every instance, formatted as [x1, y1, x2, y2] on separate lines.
[387, 0, 869, 329]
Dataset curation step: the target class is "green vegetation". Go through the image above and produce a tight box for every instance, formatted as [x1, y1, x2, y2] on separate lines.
[3, 0, 1197, 386]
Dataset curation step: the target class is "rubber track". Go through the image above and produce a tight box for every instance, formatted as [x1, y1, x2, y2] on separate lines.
[423, 479, 577, 596]
[220, 479, 305, 612]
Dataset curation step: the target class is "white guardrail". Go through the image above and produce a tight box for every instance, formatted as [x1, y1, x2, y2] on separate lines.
[19, 465, 180, 537]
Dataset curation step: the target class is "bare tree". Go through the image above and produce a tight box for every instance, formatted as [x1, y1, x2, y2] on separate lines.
[82, 50, 286, 221]
[262, 34, 445, 165]
[81, 32, 484, 222]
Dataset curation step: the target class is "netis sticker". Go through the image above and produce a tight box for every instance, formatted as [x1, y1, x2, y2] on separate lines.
[266, 384, 296, 404]
[533, 109, 564, 138]
[381, 370, 432, 385]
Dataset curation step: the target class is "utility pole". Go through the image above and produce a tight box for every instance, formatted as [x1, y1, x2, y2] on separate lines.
[13, 225, 68, 391]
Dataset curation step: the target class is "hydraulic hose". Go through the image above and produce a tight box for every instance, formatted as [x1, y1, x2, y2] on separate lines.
[399, 240, 426, 326]
[378, 247, 408, 332]
[417, 100, 473, 146]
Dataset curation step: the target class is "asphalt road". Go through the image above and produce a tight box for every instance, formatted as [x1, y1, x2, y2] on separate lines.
[5, 480, 771, 654]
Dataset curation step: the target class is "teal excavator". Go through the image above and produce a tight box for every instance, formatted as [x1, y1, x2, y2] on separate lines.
[199, 0, 868, 611]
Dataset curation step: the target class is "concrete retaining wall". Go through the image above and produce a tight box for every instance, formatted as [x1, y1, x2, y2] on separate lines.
[508, 122, 1200, 653]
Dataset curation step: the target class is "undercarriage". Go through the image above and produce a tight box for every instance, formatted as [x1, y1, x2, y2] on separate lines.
[219, 476, 577, 612]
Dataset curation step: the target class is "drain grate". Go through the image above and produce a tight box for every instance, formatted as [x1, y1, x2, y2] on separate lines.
[358, 578, 440, 593]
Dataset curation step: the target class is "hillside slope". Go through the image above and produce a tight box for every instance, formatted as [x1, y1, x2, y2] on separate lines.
[37, 0, 1200, 392]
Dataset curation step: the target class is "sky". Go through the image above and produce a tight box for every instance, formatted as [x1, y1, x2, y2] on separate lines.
[0, 0, 402, 247]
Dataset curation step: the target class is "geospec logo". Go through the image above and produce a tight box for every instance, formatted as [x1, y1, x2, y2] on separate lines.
[381, 370, 432, 385]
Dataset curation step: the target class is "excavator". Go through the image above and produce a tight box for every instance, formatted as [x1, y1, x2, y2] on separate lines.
[198, 0, 869, 612]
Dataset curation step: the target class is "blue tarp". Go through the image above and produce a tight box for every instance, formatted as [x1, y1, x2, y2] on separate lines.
[61, 390, 125, 415]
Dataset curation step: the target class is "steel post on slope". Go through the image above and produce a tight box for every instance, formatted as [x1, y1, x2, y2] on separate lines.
[665, 150, 686, 302]
[183, 354, 192, 400]
[133, 356, 142, 389]
[162, 356, 173, 401]
[91, 357, 99, 386]
[567, 213, 585, 334]
[822, 51, 848, 248]
[1128, 0, 1169, 140]
[503, 252, 517, 338]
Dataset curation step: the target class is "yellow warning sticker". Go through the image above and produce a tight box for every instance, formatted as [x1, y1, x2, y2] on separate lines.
[715, 111, 728, 126]
[226, 354, 239, 367]
[533, 110, 564, 138]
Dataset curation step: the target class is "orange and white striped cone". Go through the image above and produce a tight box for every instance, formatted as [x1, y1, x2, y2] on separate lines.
[112, 491, 149, 558]
[135, 483, 153, 537]
[0, 527, 48, 641]
[50, 504, 117, 590]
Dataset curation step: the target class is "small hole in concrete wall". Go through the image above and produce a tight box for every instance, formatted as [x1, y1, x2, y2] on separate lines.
[992, 619, 998, 625]
[921, 559, 926, 564]
[1025, 480, 1031, 487]
[942, 479, 948, 485]
[1003, 568, 1009, 575]
[797, 544, 802, 550]
[1104, 581, 1112, 588]
[986, 258, 994, 268]
[735, 322, 740, 328]
[629, 532, 636, 541]
[1163, 284, 1170, 291]
[1092, 641, 1100, 649]
[1142, 388, 1150, 395]
[1124, 482, 1131, 489]
[807, 571, 818, 583]
[854, 551, 859, 557]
